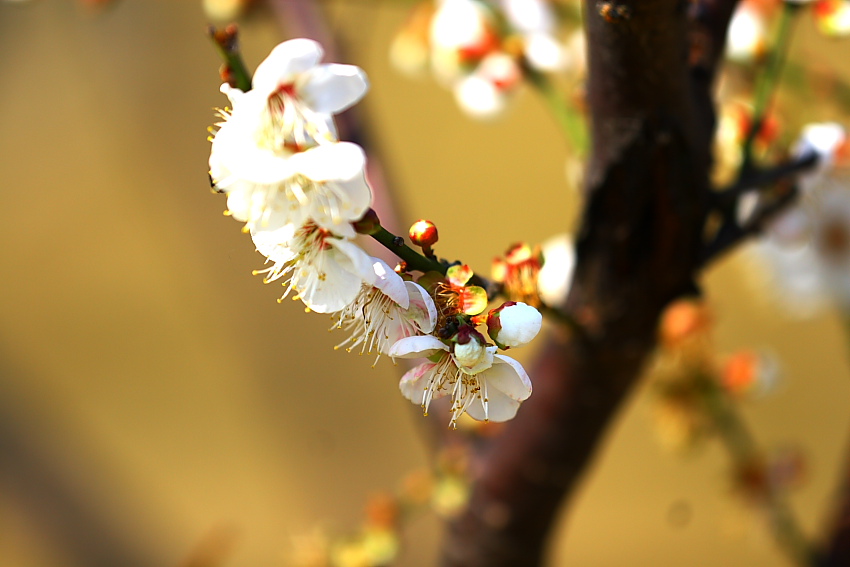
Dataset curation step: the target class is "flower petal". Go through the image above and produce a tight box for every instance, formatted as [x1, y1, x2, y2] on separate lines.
[372, 258, 409, 308]
[297, 64, 369, 114]
[252, 225, 298, 263]
[252, 38, 324, 97]
[296, 252, 365, 313]
[288, 142, 366, 182]
[388, 335, 449, 359]
[405, 281, 438, 333]
[399, 362, 439, 404]
[488, 354, 533, 401]
[327, 238, 376, 286]
[464, 385, 521, 422]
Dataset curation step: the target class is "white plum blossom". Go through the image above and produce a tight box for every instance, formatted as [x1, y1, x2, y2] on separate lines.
[214, 140, 372, 236]
[333, 258, 438, 364]
[487, 301, 542, 348]
[390, 333, 532, 427]
[238, 38, 368, 151]
[251, 224, 375, 313]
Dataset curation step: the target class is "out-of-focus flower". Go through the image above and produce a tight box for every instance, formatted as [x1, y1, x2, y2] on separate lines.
[750, 122, 850, 315]
[726, 2, 768, 62]
[391, 0, 568, 118]
[223, 38, 368, 152]
[721, 349, 781, 399]
[651, 381, 712, 452]
[492, 243, 543, 306]
[333, 258, 437, 364]
[251, 223, 375, 313]
[204, 0, 255, 20]
[814, 0, 850, 36]
[794, 122, 848, 192]
[431, 474, 470, 517]
[390, 334, 532, 426]
[536, 233, 576, 308]
[659, 300, 712, 345]
[713, 101, 781, 185]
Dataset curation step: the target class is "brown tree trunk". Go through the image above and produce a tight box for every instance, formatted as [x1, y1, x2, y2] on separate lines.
[439, 1, 736, 564]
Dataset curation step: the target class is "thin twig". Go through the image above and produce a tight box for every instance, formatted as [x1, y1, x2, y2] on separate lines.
[698, 375, 816, 566]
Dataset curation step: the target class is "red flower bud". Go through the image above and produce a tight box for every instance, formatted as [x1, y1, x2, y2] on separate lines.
[409, 219, 439, 247]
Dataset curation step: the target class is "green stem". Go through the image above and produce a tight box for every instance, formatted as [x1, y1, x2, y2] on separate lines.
[208, 26, 252, 92]
[522, 62, 588, 152]
[698, 376, 815, 566]
[741, 3, 800, 170]
[370, 226, 448, 275]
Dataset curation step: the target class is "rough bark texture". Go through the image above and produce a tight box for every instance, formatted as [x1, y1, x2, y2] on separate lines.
[440, 1, 739, 565]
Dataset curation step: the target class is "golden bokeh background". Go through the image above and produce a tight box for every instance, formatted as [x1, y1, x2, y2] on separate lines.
[1, 1, 850, 566]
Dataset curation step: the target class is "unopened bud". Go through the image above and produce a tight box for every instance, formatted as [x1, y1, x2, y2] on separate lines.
[487, 302, 542, 349]
[353, 208, 381, 235]
[409, 219, 439, 247]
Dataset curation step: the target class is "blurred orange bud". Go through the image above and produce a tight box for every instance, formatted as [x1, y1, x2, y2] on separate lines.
[364, 493, 399, 530]
[722, 349, 780, 398]
[659, 299, 712, 348]
[400, 470, 434, 505]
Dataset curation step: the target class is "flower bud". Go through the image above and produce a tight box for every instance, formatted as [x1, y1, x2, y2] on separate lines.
[409, 219, 439, 247]
[487, 301, 542, 349]
[452, 326, 494, 374]
[353, 208, 381, 235]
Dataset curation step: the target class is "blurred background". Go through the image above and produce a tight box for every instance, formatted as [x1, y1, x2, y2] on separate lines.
[1, 1, 850, 566]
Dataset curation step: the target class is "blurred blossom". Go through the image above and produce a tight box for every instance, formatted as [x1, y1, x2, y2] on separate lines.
[752, 184, 850, 314]
[659, 299, 713, 353]
[492, 243, 543, 306]
[750, 123, 850, 315]
[391, 0, 570, 118]
[726, 2, 768, 63]
[794, 122, 848, 193]
[536, 233, 575, 308]
[814, 0, 850, 36]
[721, 349, 781, 399]
[712, 102, 781, 185]
[203, 0, 254, 21]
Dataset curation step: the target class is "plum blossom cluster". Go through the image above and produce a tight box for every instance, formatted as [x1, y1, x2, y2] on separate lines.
[208, 38, 541, 426]
[389, 0, 578, 118]
[727, 0, 850, 63]
[749, 122, 850, 314]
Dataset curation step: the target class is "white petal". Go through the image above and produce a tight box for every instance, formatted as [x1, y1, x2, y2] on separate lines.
[501, 0, 555, 33]
[496, 302, 542, 348]
[252, 38, 323, 97]
[405, 282, 437, 333]
[288, 142, 366, 182]
[454, 75, 505, 119]
[464, 385, 521, 422]
[297, 64, 369, 114]
[328, 239, 376, 286]
[388, 335, 449, 359]
[371, 258, 409, 308]
[399, 362, 439, 404]
[296, 254, 365, 313]
[251, 225, 298, 263]
[488, 354, 533, 401]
